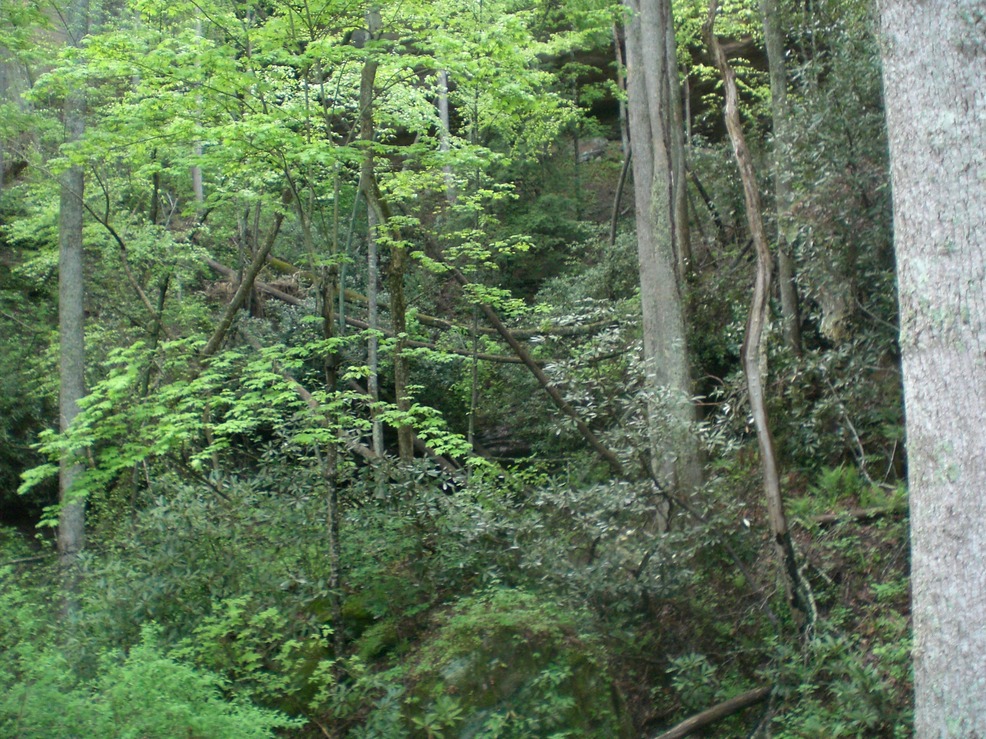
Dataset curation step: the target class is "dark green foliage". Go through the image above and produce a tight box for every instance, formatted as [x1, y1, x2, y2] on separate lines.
[403, 588, 633, 738]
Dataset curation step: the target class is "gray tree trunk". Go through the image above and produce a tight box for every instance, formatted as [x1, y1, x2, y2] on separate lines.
[665, 18, 690, 280]
[366, 203, 384, 457]
[878, 2, 986, 733]
[624, 0, 701, 503]
[57, 0, 90, 585]
[0, 54, 7, 203]
[760, 0, 802, 355]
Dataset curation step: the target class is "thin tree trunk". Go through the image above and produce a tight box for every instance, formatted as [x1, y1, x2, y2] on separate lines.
[367, 204, 384, 457]
[437, 69, 455, 203]
[190, 16, 204, 206]
[321, 255, 343, 656]
[761, 0, 802, 355]
[878, 1, 986, 732]
[360, 55, 413, 461]
[612, 23, 630, 155]
[706, 1, 810, 626]
[0, 54, 7, 204]
[665, 18, 690, 280]
[57, 0, 90, 605]
[387, 235, 413, 462]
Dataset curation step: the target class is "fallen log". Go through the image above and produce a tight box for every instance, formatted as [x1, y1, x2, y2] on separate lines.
[653, 686, 772, 739]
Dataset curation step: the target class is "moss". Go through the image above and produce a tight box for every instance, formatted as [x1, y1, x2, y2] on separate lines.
[401, 588, 634, 738]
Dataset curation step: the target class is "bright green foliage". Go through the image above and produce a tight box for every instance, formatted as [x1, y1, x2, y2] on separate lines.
[176, 595, 337, 710]
[0, 569, 298, 738]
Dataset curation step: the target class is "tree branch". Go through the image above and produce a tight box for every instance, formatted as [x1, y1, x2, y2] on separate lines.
[201, 190, 291, 358]
[444, 262, 626, 477]
[652, 686, 772, 739]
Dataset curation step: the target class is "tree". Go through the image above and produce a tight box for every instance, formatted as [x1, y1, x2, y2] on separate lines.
[623, 0, 701, 505]
[705, 0, 809, 627]
[760, 0, 801, 355]
[878, 1, 986, 733]
[57, 0, 90, 591]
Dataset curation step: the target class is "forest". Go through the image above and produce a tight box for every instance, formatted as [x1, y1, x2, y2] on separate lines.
[0, 0, 982, 735]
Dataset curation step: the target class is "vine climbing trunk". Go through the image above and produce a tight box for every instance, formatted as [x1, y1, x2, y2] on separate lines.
[706, 0, 810, 627]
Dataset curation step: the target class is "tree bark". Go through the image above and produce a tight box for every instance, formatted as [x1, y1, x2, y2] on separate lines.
[653, 685, 771, 739]
[665, 17, 690, 280]
[623, 0, 702, 507]
[57, 0, 90, 598]
[878, 2, 986, 733]
[360, 54, 413, 462]
[201, 193, 288, 358]
[366, 204, 385, 457]
[321, 251, 343, 657]
[706, 1, 809, 627]
[760, 0, 802, 355]
[0, 54, 7, 204]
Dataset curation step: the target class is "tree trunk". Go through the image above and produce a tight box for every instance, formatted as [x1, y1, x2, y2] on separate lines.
[0, 54, 7, 204]
[359, 54, 413, 462]
[665, 17, 690, 280]
[321, 249, 343, 657]
[366, 204, 384, 457]
[878, 2, 986, 733]
[437, 69, 455, 203]
[57, 0, 90, 600]
[760, 0, 802, 355]
[623, 0, 702, 505]
[612, 23, 629, 155]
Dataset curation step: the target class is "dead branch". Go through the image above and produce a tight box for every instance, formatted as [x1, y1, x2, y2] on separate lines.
[202, 190, 290, 358]
[204, 257, 536, 365]
[652, 686, 772, 739]
[802, 505, 908, 527]
[265, 255, 614, 340]
[444, 262, 626, 477]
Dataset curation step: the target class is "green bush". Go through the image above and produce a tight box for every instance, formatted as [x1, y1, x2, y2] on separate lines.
[0, 568, 298, 738]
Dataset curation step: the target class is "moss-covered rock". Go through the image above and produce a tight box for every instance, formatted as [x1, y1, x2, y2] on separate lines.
[402, 588, 633, 738]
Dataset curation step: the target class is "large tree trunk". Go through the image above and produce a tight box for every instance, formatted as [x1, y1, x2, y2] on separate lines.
[623, 0, 701, 504]
[878, 2, 986, 733]
[57, 0, 90, 597]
